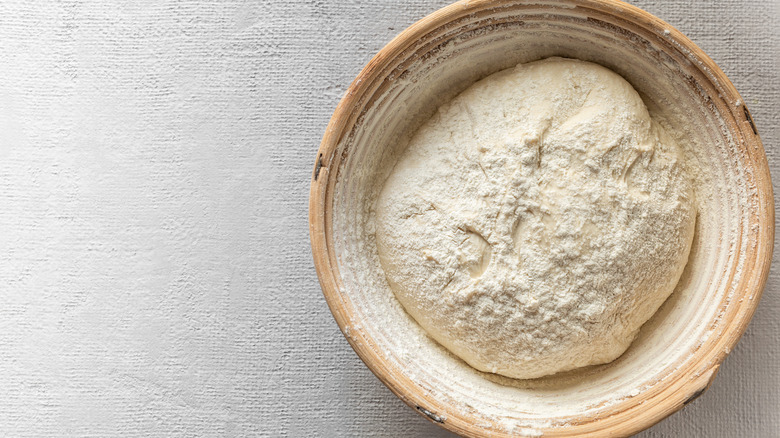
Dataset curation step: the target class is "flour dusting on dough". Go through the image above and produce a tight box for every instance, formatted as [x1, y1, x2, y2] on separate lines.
[375, 58, 696, 379]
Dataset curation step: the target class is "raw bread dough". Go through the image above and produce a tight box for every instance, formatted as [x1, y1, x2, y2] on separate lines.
[375, 58, 695, 379]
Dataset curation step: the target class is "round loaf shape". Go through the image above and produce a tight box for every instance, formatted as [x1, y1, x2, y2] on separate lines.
[375, 58, 696, 379]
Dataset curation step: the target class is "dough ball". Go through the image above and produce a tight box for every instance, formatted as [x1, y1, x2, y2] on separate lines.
[375, 58, 695, 379]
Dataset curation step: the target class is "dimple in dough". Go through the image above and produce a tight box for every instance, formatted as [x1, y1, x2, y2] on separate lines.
[375, 58, 696, 379]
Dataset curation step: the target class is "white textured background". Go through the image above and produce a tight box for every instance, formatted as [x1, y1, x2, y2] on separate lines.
[0, 1, 777, 437]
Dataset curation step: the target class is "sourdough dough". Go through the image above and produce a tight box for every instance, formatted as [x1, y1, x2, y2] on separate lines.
[375, 58, 695, 379]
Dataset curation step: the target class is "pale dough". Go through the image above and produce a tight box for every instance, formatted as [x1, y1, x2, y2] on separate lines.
[375, 58, 695, 379]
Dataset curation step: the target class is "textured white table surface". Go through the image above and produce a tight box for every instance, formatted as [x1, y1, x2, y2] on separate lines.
[0, 1, 777, 437]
